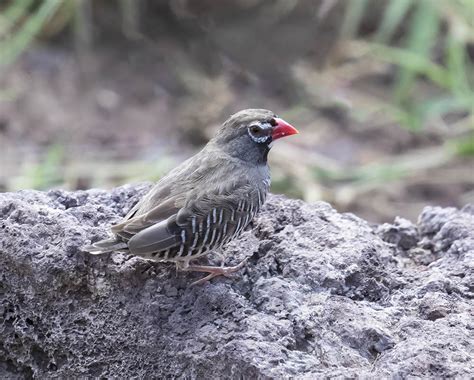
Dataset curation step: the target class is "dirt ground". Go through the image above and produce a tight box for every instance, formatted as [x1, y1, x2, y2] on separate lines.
[0, 1, 472, 223]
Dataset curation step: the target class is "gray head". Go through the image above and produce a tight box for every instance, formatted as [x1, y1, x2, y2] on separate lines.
[210, 109, 298, 164]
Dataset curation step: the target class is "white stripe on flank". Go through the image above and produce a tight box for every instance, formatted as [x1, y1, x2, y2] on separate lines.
[231, 208, 235, 221]
[214, 230, 222, 247]
[177, 242, 185, 257]
[209, 228, 217, 247]
[257, 190, 262, 208]
[212, 208, 217, 224]
[223, 222, 228, 237]
[191, 232, 199, 250]
[234, 218, 242, 237]
[202, 225, 210, 246]
[207, 214, 211, 229]
[218, 209, 223, 224]
[187, 232, 199, 256]
[176, 230, 186, 257]
[191, 216, 197, 234]
[243, 213, 250, 228]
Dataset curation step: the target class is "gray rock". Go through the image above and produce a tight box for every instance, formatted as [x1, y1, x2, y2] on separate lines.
[377, 216, 419, 251]
[0, 184, 472, 378]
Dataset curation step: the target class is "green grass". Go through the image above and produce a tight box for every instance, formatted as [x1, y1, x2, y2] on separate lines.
[0, 0, 66, 67]
[342, 0, 473, 132]
[13, 144, 65, 190]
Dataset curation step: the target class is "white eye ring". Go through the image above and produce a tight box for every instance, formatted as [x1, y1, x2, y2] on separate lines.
[248, 124, 269, 143]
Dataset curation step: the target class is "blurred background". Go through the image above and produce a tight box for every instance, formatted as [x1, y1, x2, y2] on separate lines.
[0, 0, 473, 223]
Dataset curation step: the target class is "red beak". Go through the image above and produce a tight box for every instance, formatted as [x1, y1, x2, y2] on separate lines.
[272, 118, 299, 141]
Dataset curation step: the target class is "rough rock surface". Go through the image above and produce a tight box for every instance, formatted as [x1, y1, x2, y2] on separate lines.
[0, 184, 472, 379]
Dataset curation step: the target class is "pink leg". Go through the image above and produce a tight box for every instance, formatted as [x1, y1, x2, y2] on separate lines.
[177, 259, 248, 286]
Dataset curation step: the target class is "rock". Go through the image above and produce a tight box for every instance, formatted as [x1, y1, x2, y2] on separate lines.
[377, 216, 419, 251]
[0, 184, 472, 378]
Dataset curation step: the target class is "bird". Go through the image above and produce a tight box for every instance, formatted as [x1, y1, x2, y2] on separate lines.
[84, 109, 298, 285]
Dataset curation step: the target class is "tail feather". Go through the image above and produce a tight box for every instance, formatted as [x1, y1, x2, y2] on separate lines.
[82, 238, 128, 255]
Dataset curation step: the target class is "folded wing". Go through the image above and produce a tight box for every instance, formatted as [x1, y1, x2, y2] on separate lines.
[109, 154, 259, 260]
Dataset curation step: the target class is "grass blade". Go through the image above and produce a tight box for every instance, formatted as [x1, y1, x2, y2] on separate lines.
[446, 33, 472, 96]
[0, 0, 35, 36]
[371, 43, 450, 88]
[0, 0, 62, 68]
[394, 0, 440, 104]
[374, 0, 413, 43]
[340, 0, 369, 40]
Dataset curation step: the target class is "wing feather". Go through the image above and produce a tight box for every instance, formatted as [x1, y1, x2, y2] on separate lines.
[127, 219, 178, 254]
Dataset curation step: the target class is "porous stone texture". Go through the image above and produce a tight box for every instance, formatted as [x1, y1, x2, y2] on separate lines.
[0, 184, 472, 378]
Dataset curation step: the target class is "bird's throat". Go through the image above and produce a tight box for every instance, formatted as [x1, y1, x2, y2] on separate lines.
[262, 144, 271, 163]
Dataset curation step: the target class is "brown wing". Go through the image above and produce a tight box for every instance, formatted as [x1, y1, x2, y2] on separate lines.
[110, 153, 199, 239]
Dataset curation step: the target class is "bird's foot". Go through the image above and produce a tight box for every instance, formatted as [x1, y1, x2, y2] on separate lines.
[177, 259, 248, 286]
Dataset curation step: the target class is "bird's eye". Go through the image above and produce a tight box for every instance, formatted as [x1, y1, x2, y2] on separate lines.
[249, 124, 263, 136]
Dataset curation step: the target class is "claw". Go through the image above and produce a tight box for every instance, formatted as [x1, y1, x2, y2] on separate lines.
[178, 258, 248, 286]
